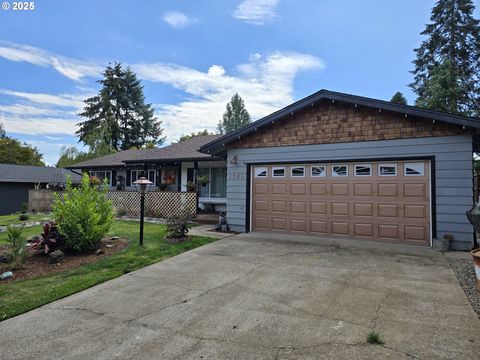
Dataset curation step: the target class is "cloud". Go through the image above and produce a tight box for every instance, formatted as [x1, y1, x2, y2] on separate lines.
[0, 42, 102, 81]
[133, 51, 324, 141]
[162, 11, 197, 28]
[234, 0, 280, 25]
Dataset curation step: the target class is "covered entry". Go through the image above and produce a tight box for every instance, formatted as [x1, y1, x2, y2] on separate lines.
[251, 160, 431, 245]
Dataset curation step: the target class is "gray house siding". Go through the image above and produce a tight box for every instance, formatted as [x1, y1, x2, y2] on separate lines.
[0, 182, 32, 215]
[225, 135, 474, 250]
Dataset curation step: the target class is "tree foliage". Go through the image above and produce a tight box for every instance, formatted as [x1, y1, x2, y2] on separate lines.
[0, 136, 44, 166]
[390, 92, 408, 105]
[56, 145, 116, 168]
[177, 129, 214, 142]
[410, 0, 480, 116]
[217, 93, 251, 135]
[76, 63, 165, 151]
[53, 174, 114, 252]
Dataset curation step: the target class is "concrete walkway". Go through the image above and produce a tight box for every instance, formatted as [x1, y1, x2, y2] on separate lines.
[1, 233, 479, 359]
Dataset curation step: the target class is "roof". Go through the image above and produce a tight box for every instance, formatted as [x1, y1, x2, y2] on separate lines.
[200, 89, 480, 155]
[0, 164, 82, 184]
[67, 135, 223, 169]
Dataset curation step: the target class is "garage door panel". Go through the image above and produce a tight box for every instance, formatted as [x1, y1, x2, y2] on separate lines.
[251, 160, 430, 245]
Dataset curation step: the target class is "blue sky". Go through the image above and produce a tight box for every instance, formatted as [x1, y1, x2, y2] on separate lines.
[0, 0, 470, 165]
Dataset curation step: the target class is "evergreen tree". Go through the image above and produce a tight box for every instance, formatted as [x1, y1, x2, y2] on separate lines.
[0, 122, 6, 139]
[390, 92, 408, 105]
[410, 0, 480, 116]
[76, 63, 165, 151]
[218, 93, 251, 134]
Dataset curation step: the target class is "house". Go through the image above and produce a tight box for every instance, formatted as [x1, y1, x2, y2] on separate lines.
[0, 164, 81, 215]
[200, 89, 480, 251]
[66, 135, 227, 211]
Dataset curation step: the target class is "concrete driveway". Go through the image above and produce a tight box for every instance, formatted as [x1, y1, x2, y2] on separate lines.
[1, 232, 479, 360]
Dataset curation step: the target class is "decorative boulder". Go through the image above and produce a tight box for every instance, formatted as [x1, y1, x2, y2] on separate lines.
[48, 250, 64, 264]
[0, 254, 12, 263]
[1, 271, 13, 280]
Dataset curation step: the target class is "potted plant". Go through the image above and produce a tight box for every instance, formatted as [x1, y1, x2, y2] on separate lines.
[186, 181, 196, 192]
[197, 175, 209, 187]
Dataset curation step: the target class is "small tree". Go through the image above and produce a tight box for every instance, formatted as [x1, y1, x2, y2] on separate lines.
[7, 225, 26, 267]
[390, 92, 407, 105]
[53, 174, 114, 252]
[217, 93, 251, 135]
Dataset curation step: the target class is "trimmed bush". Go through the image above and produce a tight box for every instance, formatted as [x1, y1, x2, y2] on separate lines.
[18, 214, 29, 221]
[53, 174, 114, 252]
[166, 209, 193, 239]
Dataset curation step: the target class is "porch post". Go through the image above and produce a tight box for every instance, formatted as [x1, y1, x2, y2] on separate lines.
[194, 160, 199, 210]
[177, 163, 182, 192]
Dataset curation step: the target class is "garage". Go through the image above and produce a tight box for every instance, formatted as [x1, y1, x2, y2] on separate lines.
[251, 160, 431, 245]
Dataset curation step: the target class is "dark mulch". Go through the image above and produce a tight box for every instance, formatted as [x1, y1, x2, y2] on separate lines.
[0, 237, 129, 282]
[446, 257, 480, 319]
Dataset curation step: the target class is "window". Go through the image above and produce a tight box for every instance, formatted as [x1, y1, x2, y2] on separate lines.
[379, 163, 397, 176]
[355, 164, 372, 176]
[311, 165, 326, 177]
[332, 165, 348, 177]
[291, 166, 305, 177]
[272, 167, 285, 177]
[254, 167, 267, 178]
[131, 170, 156, 186]
[90, 171, 112, 186]
[404, 163, 425, 176]
[197, 168, 227, 198]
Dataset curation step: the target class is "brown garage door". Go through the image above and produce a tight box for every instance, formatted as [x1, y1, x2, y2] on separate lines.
[251, 160, 431, 245]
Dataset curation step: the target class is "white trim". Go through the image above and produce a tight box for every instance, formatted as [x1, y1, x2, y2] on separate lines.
[290, 166, 305, 177]
[332, 164, 348, 177]
[378, 163, 397, 176]
[131, 169, 156, 186]
[354, 164, 372, 177]
[272, 166, 286, 177]
[404, 162, 425, 176]
[310, 165, 326, 177]
[254, 167, 268, 178]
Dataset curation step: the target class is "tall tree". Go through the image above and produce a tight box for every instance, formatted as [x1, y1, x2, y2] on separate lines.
[0, 137, 44, 166]
[390, 92, 408, 105]
[410, 0, 480, 116]
[178, 129, 214, 142]
[76, 63, 165, 151]
[217, 93, 251, 135]
[0, 122, 6, 139]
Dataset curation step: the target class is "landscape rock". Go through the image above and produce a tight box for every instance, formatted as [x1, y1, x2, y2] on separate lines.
[48, 250, 64, 264]
[1, 271, 13, 280]
[96, 249, 105, 256]
[110, 236, 120, 240]
[0, 254, 11, 263]
[105, 244, 115, 248]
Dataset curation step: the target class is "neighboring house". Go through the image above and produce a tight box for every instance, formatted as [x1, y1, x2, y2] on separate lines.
[0, 164, 81, 215]
[200, 89, 480, 251]
[66, 135, 227, 211]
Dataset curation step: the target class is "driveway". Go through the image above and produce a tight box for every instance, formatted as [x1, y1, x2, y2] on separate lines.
[1, 232, 479, 359]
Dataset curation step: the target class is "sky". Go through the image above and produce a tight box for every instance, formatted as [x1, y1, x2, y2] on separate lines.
[0, 0, 470, 165]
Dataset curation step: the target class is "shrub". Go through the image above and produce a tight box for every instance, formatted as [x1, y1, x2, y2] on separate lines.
[53, 174, 114, 252]
[18, 214, 29, 221]
[7, 226, 27, 267]
[166, 209, 193, 239]
[116, 205, 127, 217]
[20, 202, 28, 214]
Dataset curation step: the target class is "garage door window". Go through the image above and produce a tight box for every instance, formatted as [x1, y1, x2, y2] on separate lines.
[332, 165, 348, 177]
[291, 166, 305, 177]
[272, 167, 285, 177]
[404, 163, 424, 176]
[311, 165, 326, 177]
[354, 164, 371, 176]
[379, 164, 397, 176]
[254, 167, 268, 178]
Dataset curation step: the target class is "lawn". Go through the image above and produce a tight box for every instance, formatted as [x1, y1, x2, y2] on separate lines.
[0, 218, 217, 321]
[0, 213, 52, 244]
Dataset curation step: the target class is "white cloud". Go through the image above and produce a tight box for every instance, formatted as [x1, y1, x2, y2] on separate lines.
[234, 0, 280, 25]
[0, 42, 102, 81]
[1, 116, 77, 135]
[133, 51, 325, 141]
[162, 11, 196, 28]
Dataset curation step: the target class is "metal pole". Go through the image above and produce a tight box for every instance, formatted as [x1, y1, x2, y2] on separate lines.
[139, 193, 145, 246]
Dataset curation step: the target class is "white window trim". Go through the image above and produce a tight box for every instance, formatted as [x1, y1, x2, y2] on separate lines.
[254, 167, 268, 178]
[332, 164, 348, 177]
[131, 169, 156, 186]
[311, 165, 326, 177]
[378, 163, 397, 177]
[404, 163, 425, 177]
[272, 166, 286, 177]
[290, 166, 305, 177]
[354, 164, 372, 177]
[90, 171, 112, 186]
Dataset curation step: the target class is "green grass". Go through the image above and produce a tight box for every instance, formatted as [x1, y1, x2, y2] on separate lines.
[0, 220, 217, 321]
[366, 330, 384, 345]
[0, 213, 52, 245]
